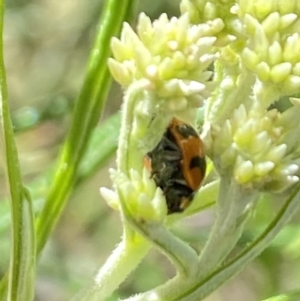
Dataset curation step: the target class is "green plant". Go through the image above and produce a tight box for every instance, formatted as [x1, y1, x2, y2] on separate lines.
[1, 0, 300, 301]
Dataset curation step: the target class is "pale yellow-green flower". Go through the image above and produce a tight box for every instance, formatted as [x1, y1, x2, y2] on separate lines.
[235, 2, 300, 94]
[100, 168, 167, 222]
[108, 13, 219, 114]
[183, 1, 300, 96]
[180, 0, 237, 43]
[204, 98, 300, 191]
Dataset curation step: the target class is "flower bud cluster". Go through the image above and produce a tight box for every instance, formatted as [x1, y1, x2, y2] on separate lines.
[182, 0, 300, 94]
[180, 0, 238, 46]
[109, 13, 219, 113]
[100, 168, 167, 222]
[206, 99, 300, 191]
[236, 1, 300, 92]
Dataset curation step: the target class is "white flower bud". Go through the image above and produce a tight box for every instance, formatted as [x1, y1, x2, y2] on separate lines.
[268, 41, 282, 66]
[109, 12, 218, 115]
[279, 13, 298, 30]
[270, 62, 292, 82]
[101, 168, 168, 222]
[208, 100, 300, 191]
[262, 12, 280, 36]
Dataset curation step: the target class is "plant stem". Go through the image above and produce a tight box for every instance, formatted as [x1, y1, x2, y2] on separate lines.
[0, 1, 36, 300]
[122, 183, 300, 301]
[196, 176, 256, 279]
[116, 81, 149, 175]
[35, 0, 134, 254]
[72, 233, 151, 301]
[127, 218, 199, 277]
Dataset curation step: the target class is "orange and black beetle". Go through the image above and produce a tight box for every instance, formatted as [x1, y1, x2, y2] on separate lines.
[144, 118, 206, 214]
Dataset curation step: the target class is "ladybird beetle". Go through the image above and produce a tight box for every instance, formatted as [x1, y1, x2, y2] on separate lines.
[144, 118, 206, 214]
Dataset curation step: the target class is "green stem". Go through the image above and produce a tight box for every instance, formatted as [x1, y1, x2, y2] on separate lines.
[197, 177, 256, 278]
[0, 1, 36, 300]
[0, 0, 134, 298]
[72, 233, 151, 301]
[127, 218, 199, 277]
[36, 0, 134, 254]
[116, 81, 149, 174]
[175, 183, 300, 301]
[0, 114, 121, 300]
[124, 183, 300, 301]
[205, 64, 255, 125]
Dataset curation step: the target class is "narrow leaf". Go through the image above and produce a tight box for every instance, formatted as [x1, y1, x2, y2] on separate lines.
[0, 1, 36, 300]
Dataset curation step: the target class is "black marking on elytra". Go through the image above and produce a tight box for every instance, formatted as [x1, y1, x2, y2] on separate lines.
[176, 124, 198, 138]
[189, 156, 206, 172]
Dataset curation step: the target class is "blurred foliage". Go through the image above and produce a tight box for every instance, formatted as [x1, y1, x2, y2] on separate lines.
[1, 0, 300, 300]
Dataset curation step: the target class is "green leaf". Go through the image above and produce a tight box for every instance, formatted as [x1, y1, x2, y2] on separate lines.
[0, 0, 36, 300]
[0, 112, 120, 238]
[35, 0, 134, 254]
[0, 0, 131, 297]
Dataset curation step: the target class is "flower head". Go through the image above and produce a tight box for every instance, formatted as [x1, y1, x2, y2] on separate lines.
[204, 98, 300, 191]
[100, 168, 167, 222]
[242, 15, 300, 88]
[109, 13, 218, 115]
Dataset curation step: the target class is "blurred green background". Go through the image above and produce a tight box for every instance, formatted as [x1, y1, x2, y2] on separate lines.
[1, 0, 300, 300]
